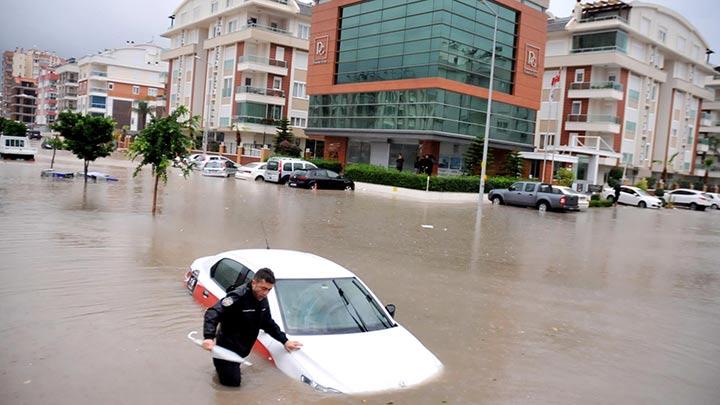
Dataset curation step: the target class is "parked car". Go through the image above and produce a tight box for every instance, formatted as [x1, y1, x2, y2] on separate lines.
[234, 162, 267, 181]
[601, 186, 662, 208]
[706, 193, 720, 210]
[555, 186, 589, 210]
[28, 130, 43, 140]
[488, 182, 580, 212]
[202, 160, 238, 177]
[288, 168, 355, 190]
[661, 189, 712, 210]
[264, 157, 317, 184]
[184, 249, 443, 394]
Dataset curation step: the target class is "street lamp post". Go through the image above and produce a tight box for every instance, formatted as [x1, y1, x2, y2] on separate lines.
[478, 0, 498, 207]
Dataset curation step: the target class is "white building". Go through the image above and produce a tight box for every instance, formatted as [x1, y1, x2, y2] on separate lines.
[77, 44, 168, 132]
[160, 0, 312, 159]
[695, 68, 720, 183]
[529, 0, 715, 188]
[56, 60, 79, 114]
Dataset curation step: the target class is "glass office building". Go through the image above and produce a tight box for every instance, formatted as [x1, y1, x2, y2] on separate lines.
[307, 0, 547, 174]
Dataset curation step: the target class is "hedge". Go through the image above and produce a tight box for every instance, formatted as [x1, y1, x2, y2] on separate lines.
[343, 164, 522, 193]
[590, 199, 614, 208]
[309, 158, 343, 173]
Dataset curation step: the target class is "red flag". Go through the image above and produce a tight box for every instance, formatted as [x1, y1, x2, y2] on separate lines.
[550, 71, 560, 87]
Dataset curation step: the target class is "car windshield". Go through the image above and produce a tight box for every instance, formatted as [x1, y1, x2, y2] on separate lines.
[635, 188, 649, 196]
[274, 278, 394, 335]
[205, 161, 222, 168]
[266, 161, 279, 171]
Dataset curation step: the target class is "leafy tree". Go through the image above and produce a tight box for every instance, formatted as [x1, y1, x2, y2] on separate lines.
[635, 177, 648, 191]
[463, 135, 493, 175]
[703, 157, 715, 189]
[555, 167, 574, 187]
[3, 120, 27, 136]
[661, 152, 679, 184]
[273, 118, 301, 157]
[52, 111, 115, 182]
[48, 134, 65, 169]
[502, 150, 524, 177]
[133, 100, 155, 132]
[607, 167, 623, 187]
[0, 117, 6, 133]
[128, 106, 199, 215]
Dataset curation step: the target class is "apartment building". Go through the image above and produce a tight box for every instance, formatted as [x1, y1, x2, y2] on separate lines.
[695, 67, 720, 182]
[305, 0, 548, 174]
[77, 44, 168, 131]
[35, 68, 60, 128]
[56, 60, 80, 113]
[7, 77, 37, 124]
[161, 0, 312, 157]
[1, 48, 64, 120]
[531, 0, 715, 188]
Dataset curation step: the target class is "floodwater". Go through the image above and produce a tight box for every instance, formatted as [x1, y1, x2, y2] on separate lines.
[1, 148, 719, 405]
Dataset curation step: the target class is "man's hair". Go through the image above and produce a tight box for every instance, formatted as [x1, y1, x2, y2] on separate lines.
[253, 268, 276, 284]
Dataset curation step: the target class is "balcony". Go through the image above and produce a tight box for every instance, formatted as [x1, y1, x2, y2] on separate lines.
[88, 87, 107, 95]
[89, 71, 108, 80]
[700, 121, 720, 134]
[237, 55, 288, 76]
[697, 139, 710, 152]
[552, 134, 621, 158]
[234, 86, 285, 105]
[568, 81, 624, 101]
[203, 22, 308, 51]
[566, 114, 621, 133]
[702, 101, 720, 111]
[233, 115, 279, 133]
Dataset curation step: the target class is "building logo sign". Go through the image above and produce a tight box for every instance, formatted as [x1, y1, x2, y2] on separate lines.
[524, 44, 540, 76]
[313, 35, 329, 64]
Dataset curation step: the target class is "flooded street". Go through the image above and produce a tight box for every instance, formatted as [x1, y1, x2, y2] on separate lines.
[1, 150, 719, 404]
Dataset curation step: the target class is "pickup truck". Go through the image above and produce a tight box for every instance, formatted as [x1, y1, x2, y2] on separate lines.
[488, 181, 580, 212]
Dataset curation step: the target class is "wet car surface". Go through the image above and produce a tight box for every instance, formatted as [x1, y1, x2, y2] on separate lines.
[1, 150, 720, 404]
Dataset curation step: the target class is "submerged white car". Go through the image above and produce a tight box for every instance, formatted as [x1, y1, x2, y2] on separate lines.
[602, 185, 662, 208]
[184, 249, 443, 394]
[234, 162, 267, 181]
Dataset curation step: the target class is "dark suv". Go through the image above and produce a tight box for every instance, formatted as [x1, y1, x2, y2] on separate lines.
[288, 168, 355, 190]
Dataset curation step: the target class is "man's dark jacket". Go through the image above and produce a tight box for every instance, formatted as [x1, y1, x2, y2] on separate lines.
[203, 282, 288, 357]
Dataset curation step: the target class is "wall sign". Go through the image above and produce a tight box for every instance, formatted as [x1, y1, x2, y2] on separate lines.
[313, 35, 329, 64]
[524, 44, 540, 76]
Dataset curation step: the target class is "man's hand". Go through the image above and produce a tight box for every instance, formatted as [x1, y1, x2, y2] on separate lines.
[202, 339, 215, 351]
[284, 340, 303, 352]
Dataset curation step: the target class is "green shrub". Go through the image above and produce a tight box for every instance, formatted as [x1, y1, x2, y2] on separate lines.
[608, 167, 623, 187]
[590, 194, 600, 201]
[343, 163, 521, 192]
[635, 178, 648, 191]
[646, 176, 657, 189]
[555, 167, 574, 187]
[654, 188, 664, 197]
[590, 199, 614, 208]
[309, 158, 343, 173]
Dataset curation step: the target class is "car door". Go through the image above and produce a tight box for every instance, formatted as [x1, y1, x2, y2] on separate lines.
[312, 169, 329, 188]
[326, 170, 344, 189]
[619, 187, 637, 205]
[668, 190, 687, 206]
[210, 258, 255, 293]
[520, 183, 538, 206]
[504, 182, 524, 205]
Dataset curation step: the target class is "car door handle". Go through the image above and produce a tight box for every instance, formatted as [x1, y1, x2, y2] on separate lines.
[202, 290, 209, 298]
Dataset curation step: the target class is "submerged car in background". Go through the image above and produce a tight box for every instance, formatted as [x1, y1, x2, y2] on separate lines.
[288, 168, 355, 190]
[234, 162, 267, 181]
[601, 186, 662, 208]
[184, 249, 443, 394]
[202, 160, 238, 177]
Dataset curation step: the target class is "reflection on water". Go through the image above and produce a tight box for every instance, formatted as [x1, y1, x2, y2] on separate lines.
[1, 153, 720, 404]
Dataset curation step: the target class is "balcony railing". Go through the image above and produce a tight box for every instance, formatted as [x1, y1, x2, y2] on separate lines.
[578, 15, 628, 24]
[233, 115, 278, 125]
[90, 71, 107, 77]
[235, 86, 284, 97]
[567, 114, 621, 124]
[237, 55, 287, 68]
[89, 87, 107, 93]
[570, 46, 625, 54]
[239, 22, 292, 37]
[569, 81, 623, 91]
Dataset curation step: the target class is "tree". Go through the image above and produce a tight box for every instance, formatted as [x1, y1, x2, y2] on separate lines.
[128, 106, 199, 215]
[661, 152, 679, 184]
[703, 157, 715, 189]
[48, 134, 65, 169]
[607, 167, 623, 187]
[52, 111, 115, 182]
[502, 150, 524, 177]
[3, 120, 27, 136]
[0, 117, 6, 133]
[273, 118, 301, 157]
[555, 167, 574, 187]
[463, 135, 493, 175]
[133, 100, 155, 132]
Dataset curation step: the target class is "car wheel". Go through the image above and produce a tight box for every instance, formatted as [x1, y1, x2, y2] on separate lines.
[344, 184, 353, 191]
[606, 195, 615, 203]
[255, 176, 264, 182]
[712, 204, 718, 210]
[690, 202, 698, 211]
[537, 201, 549, 212]
[638, 201, 647, 208]
[310, 182, 318, 190]
[491, 196, 503, 205]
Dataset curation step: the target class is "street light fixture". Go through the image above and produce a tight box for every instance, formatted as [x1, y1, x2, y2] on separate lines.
[477, 0, 498, 207]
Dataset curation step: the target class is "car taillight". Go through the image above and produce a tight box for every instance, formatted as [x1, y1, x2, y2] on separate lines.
[560, 196, 566, 206]
[298, 176, 307, 180]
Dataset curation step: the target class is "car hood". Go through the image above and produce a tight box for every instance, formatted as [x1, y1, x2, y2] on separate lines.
[277, 326, 443, 394]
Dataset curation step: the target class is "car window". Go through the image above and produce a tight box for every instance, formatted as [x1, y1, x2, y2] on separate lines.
[524, 183, 535, 192]
[283, 162, 293, 171]
[621, 187, 634, 194]
[327, 170, 339, 178]
[259, 164, 267, 170]
[293, 170, 308, 176]
[205, 161, 221, 168]
[305, 163, 317, 169]
[209, 156, 219, 161]
[266, 161, 278, 171]
[311, 169, 327, 177]
[211, 259, 253, 292]
[293, 162, 304, 171]
[274, 278, 393, 335]
[510, 182, 522, 191]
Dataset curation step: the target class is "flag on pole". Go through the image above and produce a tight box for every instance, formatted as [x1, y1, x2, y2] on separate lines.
[550, 71, 560, 87]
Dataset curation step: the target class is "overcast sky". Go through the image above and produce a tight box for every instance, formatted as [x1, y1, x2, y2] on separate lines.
[0, 0, 717, 64]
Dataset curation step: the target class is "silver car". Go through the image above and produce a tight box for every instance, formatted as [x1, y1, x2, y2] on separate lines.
[202, 160, 238, 178]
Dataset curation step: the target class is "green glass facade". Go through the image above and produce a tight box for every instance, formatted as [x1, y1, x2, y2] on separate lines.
[308, 89, 536, 145]
[336, 0, 518, 93]
[233, 102, 283, 124]
[571, 30, 628, 53]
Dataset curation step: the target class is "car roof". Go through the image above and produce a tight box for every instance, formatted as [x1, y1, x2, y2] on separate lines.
[218, 249, 355, 279]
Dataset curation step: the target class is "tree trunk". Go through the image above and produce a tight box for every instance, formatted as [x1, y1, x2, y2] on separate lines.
[50, 147, 56, 169]
[84, 160, 89, 183]
[152, 174, 160, 215]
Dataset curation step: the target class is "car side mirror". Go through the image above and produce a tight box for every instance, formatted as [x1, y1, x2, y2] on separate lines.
[385, 304, 396, 317]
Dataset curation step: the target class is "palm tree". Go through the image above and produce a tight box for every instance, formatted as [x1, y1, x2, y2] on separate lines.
[661, 152, 679, 185]
[133, 100, 155, 132]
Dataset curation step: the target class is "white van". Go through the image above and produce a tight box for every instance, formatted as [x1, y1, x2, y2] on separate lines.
[264, 157, 317, 184]
[0, 135, 36, 160]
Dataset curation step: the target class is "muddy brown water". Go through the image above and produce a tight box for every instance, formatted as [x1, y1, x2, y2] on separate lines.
[1, 149, 719, 404]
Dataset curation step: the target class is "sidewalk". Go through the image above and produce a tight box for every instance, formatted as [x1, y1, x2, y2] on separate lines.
[354, 181, 487, 204]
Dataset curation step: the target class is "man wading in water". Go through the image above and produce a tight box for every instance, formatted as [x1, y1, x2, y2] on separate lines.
[203, 268, 302, 387]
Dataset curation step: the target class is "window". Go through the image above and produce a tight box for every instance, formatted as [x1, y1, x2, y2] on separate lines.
[291, 116, 307, 127]
[228, 19, 237, 33]
[272, 77, 282, 90]
[132, 86, 140, 95]
[275, 46, 285, 61]
[292, 81, 307, 98]
[295, 51, 308, 70]
[658, 27, 667, 43]
[574, 69, 585, 83]
[571, 101, 582, 115]
[283, 162, 293, 171]
[107, 82, 114, 90]
[148, 88, 158, 97]
[211, 1, 218, 13]
[524, 183, 536, 192]
[571, 30, 628, 53]
[299, 24, 310, 40]
[211, 259, 254, 292]
[222, 77, 232, 97]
